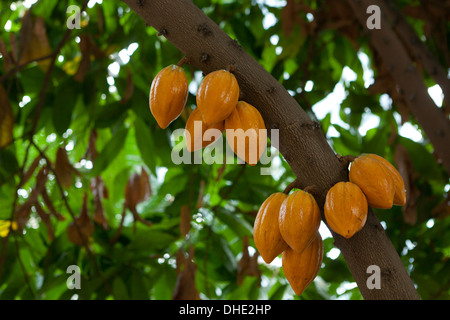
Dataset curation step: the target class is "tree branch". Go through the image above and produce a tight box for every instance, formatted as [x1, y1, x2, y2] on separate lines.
[120, 0, 420, 299]
[346, 0, 450, 174]
[29, 140, 115, 297]
[378, 0, 450, 108]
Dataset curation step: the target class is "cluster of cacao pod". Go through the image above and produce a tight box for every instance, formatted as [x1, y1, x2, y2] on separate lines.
[253, 188, 323, 296]
[325, 153, 406, 239]
[254, 153, 406, 296]
[149, 61, 267, 166]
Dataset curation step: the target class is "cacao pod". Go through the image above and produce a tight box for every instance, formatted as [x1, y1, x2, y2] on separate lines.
[365, 153, 406, 206]
[279, 189, 321, 253]
[324, 181, 368, 239]
[185, 107, 224, 152]
[196, 69, 239, 125]
[282, 232, 323, 296]
[149, 64, 189, 129]
[253, 193, 289, 264]
[349, 154, 395, 209]
[224, 101, 267, 166]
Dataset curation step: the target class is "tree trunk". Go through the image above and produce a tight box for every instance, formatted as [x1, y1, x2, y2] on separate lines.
[346, 0, 450, 174]
[120, 0, 420, 300]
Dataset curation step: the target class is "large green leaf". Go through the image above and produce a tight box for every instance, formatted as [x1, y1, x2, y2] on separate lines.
[91, 125, 129, 176]
[52, 78, 80, 135]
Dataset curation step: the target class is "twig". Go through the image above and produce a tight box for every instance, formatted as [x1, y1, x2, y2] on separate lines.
[13, 232, 35, 298]
[110, 204, 127, 245]
[29, 140, 115, 297]
[1, 0, 91, 279]
[219, 164, 246, 201]
[0, 53, 54, 84]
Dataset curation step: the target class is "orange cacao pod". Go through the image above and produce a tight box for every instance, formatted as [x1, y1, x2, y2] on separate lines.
[282, 233, 323, 296]
[149, 65, 189, 129]
[253, 193, 289, 264]
[324, 181, 368, 239]
[185, 108, 224, 152]
[224, 101, 267, 166]
[349, 154, 395, 209]
[196, 70, 239, 125]
[279, 189, 321, 253]
[365, 154, 406, 206]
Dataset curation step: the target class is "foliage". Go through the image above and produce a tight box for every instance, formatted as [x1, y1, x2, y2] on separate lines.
[0, 0, 449, 300]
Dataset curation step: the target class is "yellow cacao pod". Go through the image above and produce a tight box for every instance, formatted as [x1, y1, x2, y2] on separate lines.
[365, 154, 406, 206]
[196, 70, 239, 126]
[185, 108, 224, 152]
[224, 101, 267, 166]
[149, 65, 189, 129]
[324, 181, 368, 239]
[349, 154, 395, 209]
[282, 233, 323, 296]
[253, 193, 289, 264]
[279, 189, 321, 253]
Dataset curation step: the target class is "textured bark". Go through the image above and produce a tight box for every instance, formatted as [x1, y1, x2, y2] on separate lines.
[379, 0, 450, 109]
[120, 0, 420, 299]
[346, 0, 450, 174]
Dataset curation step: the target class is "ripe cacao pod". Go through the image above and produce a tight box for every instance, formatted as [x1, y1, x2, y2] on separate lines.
[149, 64, 189, 129]
[324, 181, 368, 239]
[224, 101, 267, 166]
[253, 193, 289, 264]
[365, 153, 406, 206]
[185, 107, 224, 152]
[349, 154, 395, 209]
[279, 189, 321, 253]
[282, 232, 323, 296]
[196, 69, 239, 125]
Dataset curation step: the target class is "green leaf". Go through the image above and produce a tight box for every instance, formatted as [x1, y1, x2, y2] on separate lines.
[125, 229, 177, 253]
[129, 271, 150, 300]
[94, 102, 128, 129]
[269, 283, 288, 300]
[214, 207, 253, 237]
[134, 117, 157, 175]
[113, 277, 130, 300]
[52, 78, 80, 135]
[91, 125, 129, 175]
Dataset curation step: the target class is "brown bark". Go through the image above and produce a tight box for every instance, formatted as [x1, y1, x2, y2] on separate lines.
[379, 0, 450, 108]
[346, 0, 450, 174]
[120, 0, 420, 299]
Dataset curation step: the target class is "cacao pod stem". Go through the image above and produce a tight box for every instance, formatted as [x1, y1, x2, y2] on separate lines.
[303, 185, 320, 196]
[226, 64, 236, 73]
[177, 56, 189, 67]
[337, 154, 356, 167]
[283, 178, 303, 194]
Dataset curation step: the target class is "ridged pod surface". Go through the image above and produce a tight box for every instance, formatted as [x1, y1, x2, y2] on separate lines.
[324, 182, 368, 239]
[279, 189, 321, 253]
[253, 193, 289, 264]
[282, 233, 323, 296]
[185, 108, 224, 152]
[149, 65, 189, 129]
[349, 154, 395, 209]
[196, 70, 239, 125]
[224, 101, 267, 166]
[365, 154, 406, 206]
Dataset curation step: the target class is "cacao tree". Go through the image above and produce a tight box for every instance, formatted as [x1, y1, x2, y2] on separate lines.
[0, 0, 449, 300]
